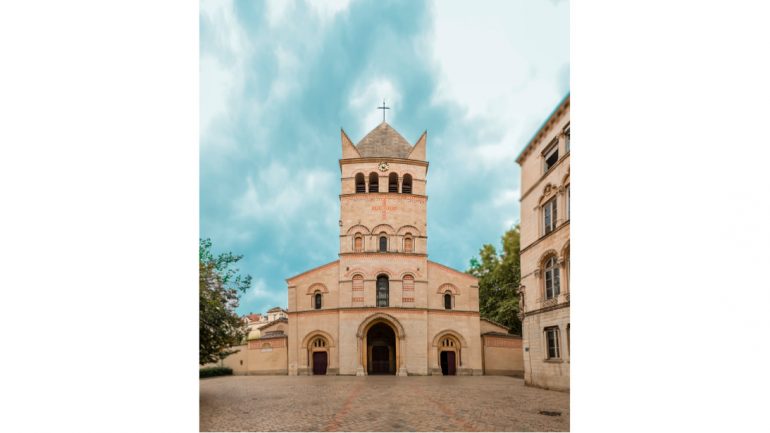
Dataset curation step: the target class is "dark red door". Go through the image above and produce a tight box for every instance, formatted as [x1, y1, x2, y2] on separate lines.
[446, 351, 456, 375]
[312, 351, 327, 375]
[371, 346, 390, 374]
[441, 351, 456, 375]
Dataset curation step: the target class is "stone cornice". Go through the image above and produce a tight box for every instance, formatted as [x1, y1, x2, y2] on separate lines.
[287, 306, 480, 316]
[520, 220, 570, 255]
[519, 152, 570, 203]
[522, 301, 569, 317]
[339, 157, 429, 168]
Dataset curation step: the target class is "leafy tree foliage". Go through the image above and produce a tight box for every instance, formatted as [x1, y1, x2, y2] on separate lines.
[467, 225, 522, 334]
[199, 238, 252, 365]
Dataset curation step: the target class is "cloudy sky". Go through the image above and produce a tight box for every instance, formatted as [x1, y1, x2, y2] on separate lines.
[200, 0, 569, 316]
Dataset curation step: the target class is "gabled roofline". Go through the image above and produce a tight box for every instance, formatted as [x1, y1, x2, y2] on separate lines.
[427, 260, 478, 282]
[285, 260, 339, 283]
[515, 92, 570, 165]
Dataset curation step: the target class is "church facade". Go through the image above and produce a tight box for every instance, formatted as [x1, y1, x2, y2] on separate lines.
[285, 121, 485, 376]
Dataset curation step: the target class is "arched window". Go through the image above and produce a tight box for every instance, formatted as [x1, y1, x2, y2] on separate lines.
[402, 274, 414, 291]
[544, 256, 560, 299]
[403, 233, 413, 253]
[352, 274, 364, 291]
[379, 234, 387, 252]
[368, 172, 379, 193]
[314, 292, 322, 310]
[354, 234, 363, 252]
[388, 172, 399, 193]
[312, 337, 326, 348]
[355, 173, 366, 193]
[376, 275, 389, 307]
[402, 174, 412, 194]
[444, 293, 452, 309]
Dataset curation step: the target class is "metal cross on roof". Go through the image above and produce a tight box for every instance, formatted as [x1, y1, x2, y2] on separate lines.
[377, 99, 390, 122]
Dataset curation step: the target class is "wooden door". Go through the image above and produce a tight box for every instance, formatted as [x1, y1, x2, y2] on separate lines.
[312, 351, 327, 375]
[371, 345, 389, 374]
[446, 351, 456, 375]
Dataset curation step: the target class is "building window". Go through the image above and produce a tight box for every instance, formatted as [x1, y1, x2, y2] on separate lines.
[403, 233, 413, 253]
[564, 124, 570, 153]
[354, 234, 363, 252]
[352, 274, 364, 291]
[544, 256, 560, 299]
[566, 185, 570, 220]
[545, 327, 560, 359]
[355, 173, 366, 193]
[402, 174, 412, 194]
[544, 141, 559, 172]
[388, 172, 399, 193]
[314, 292, 322, 309]
[402, 275, 414, 290]
[543, 198, 557, 234]
[368, 172, 379, 193]
[379, 234, 387, 252]
[376, 275, 389, 307]
[444, 293, 452, 310]
[312, 337, 326, 348]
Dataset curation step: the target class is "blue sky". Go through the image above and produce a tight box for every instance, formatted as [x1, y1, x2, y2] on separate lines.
[200, 0, 569, 316]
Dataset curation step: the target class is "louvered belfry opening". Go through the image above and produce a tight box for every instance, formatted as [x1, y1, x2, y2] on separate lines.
[388, 172, 398, 193]
[402, 174, 412, 194]
[355, 173, 366, 193]
[368, 172, 379, 193]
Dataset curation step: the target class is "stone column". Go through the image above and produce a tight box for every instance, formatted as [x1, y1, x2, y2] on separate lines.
[355, 335, 365, 376]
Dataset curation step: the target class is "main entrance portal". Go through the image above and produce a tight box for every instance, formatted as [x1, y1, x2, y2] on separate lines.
[367, 322, 396, 375]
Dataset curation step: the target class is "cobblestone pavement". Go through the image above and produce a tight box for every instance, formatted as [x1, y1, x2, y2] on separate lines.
[200, 375, 569, 432]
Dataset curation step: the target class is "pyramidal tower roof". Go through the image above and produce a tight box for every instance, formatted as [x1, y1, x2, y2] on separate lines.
[355, 121, 414, 158]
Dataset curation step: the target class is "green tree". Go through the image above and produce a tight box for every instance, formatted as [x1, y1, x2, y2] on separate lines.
[467, 225, 521, 334]
[199, 238, 251, 365]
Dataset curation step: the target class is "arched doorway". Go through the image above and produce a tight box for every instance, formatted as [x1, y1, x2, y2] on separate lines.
[366, 322, 396, 375]
[438, 336, 459, 375]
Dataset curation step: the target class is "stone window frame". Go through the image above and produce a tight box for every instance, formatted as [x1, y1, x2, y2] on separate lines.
[368, 172, 379, 193]
[443, 292, 453, 310]
[403, 232, 414, 253]
[376, 274, 389, 307]
[378, 233, 388, 252]
[354, 172, 366, 193]
[543, 255, 561, 300]
[542, 197, 558, 236]
[544, 326, 561, 360]
[353, 233, 364, 252]
[313, 291, 322, 310]
[542, 137, 559, 173]
[388, 172, 399, 193]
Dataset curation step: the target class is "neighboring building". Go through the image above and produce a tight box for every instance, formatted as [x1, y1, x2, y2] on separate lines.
[266, 307, 288, 323]
[516, 94, 570, 391]
[480, 318, 524, 377]
[286, 120, 485, 376]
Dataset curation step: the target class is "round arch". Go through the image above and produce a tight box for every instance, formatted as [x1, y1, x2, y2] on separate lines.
[537, 249, 559, 268]
[356, 313, 407, 376]
[301, 330, 336, 348]
[306, 283, 329, 294]
[437, 283, 459, 295]
[396, 225, 421, 237]
[346, 224, 371, 235]
[431, 329, 468, 348]
[371, 224, 396, 235]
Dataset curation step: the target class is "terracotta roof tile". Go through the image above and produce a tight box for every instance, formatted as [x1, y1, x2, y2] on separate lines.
[355, 122, 414, 158]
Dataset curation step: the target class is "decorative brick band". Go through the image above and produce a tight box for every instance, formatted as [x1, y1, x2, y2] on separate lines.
[352, 297, 364, 302]
[484, 337, 522, 348]
[402, 297, 414, 303]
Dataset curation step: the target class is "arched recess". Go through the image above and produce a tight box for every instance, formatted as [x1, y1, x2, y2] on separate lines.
[306, 283, 329, 294]
[356, 312, 407, 376]
[388, 172, 399, 193]
[368, 172, 379, 193]
[371, 224, 396, 235]
[402, 174, 412, 194]
[437, 283, 459, 295]
[431, 330, 467, 374]
[346, 224, 371, 235]
[355, 173, 366, 193]
[301, 330, 335, 376]
[537, 249, 560, 268]
[396, 225, 421, 237]
[431, 329, 468, 348]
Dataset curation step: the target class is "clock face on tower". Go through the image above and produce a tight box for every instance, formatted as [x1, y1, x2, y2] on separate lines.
[378, 162, 389, 172]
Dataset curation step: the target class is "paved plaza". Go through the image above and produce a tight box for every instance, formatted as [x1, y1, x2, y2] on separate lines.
[200, 375, 569, 432]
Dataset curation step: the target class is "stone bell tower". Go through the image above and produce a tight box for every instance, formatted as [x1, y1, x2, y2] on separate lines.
[337, 121, 429, 312]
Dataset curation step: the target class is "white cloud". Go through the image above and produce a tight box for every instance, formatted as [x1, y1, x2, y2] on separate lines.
[307, 0, 351, 22]
[266, 0, 297, 27]
[348, 78, 402, 134]
[244, 277, 286, 303]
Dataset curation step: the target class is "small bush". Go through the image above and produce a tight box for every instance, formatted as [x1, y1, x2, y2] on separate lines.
[200, 366, 233, 378]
